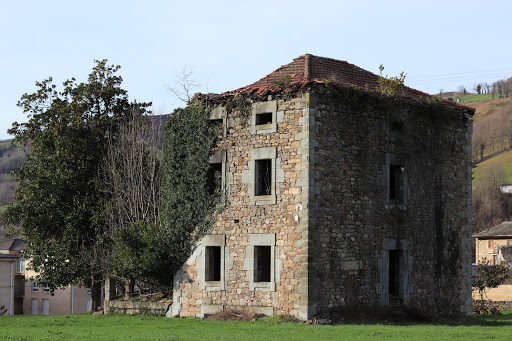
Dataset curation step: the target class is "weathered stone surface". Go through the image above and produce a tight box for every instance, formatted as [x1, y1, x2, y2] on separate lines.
[171, 87, 473, 319]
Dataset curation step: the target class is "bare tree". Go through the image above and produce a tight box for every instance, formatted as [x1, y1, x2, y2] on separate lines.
[165, 67, 203, 104]
[458, 85, 467, 96]
[100, 107, 163, 296]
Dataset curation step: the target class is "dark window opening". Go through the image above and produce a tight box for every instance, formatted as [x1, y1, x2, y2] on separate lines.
[389, 164, 404, 202]
[207, 163, 222, 195]
[209, 119, 223, 138]
[254, 246, 271, 282]
[256, 112, 272, 126]
[205, 246, 221, 281]
[255, 159, 272, 196]
[389, 250, 401, 298]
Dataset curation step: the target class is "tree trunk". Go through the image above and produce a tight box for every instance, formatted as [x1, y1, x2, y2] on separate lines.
[124, 279, 134, 299]
[91, 274, 103, 313]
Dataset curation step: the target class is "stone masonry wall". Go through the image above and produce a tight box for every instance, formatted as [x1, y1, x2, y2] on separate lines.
[171, 95, 313, 319]
[310, 92, 473, 316]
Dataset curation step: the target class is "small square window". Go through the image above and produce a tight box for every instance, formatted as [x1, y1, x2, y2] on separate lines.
[42, 286, 50, 294]
[255, 159, 272, 196]
[254, 246, 271, 282]
[255, 112, 273, 126]
[205, 246, 221, 282]
[209, 119, 223, 138]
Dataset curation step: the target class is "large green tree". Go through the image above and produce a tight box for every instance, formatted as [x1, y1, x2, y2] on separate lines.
[5, 60, 149, 311]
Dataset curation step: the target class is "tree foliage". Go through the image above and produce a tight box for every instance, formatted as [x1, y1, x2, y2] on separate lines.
[4, 60, 149, 310]
[473, 260, 509, 301]
[158, 104, 222, 291]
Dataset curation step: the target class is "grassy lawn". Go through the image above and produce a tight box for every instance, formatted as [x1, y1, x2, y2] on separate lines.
[1, 313, 512, 340]
[472, 149, 512, 186]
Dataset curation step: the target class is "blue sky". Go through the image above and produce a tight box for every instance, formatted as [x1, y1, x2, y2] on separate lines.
[1, 0, 511, 140]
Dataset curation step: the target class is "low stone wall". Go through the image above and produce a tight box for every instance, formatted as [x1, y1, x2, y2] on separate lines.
[474, 300, 512, 312]
[105, 299, 172, 315]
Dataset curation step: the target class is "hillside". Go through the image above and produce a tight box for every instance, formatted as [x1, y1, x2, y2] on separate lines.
[472, 149, 512, 186]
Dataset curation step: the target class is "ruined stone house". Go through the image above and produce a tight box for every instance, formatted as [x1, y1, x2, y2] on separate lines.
[169, 54, 474, 319]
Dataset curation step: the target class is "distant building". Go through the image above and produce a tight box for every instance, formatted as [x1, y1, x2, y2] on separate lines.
[474, 222, 512, 265]
[500, 185, 512, 194]
[170, 54, 475, 319]
[0, 239, 91, 315]
[473, 222, 512, 301]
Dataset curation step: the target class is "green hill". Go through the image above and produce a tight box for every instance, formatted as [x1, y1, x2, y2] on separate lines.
[472, 149, 512, 186]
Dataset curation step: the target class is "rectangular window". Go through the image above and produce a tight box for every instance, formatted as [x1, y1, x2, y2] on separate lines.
[42, 286, 50, 294]
[508, 240, 512, 246]
[389, 250, 401, 298]
[32, 281, 38, 292]
[488, 240, 495, 248]
[15, 259, 25, 273]
[255, 112, 273, 126]
[207, 163, 223, 195]
[389, 164, 404, 202]
[209, 119, 223, 138]
[255, 159, 272, 196]
[205, 246, 221, 281]
[254, 246, 271, 282]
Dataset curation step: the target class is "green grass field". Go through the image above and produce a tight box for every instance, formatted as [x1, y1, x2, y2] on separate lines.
[472, 149, 512, 186]
[1, 313, 512, 340]
[457, 93, 501, 103]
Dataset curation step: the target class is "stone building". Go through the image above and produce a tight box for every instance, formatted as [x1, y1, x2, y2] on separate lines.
[473, 222, 512, 301]
[169, 54, 474, 319]
[474, 221, 512, 265]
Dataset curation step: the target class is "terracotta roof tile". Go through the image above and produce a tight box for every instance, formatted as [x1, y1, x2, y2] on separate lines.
[223, 54, 474, 114]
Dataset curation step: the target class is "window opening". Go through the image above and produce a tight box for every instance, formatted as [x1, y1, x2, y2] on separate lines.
[255, 112, 272, 126]
[205, 246, 221, 281]
[255, 159, 272, 196]
[16, 259, 25, 273]
[389, 164, 404, 202]
[254, 246, 271, 282]
[389, 250, 401, 298]
[209, 119, 223, 138]
[32, 281, 38, 292]
[207, 163, 222, 195]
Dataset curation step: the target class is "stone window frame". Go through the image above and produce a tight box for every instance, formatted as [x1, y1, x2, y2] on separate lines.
[209, 151, 227, 196]
[210, 106, 227, 139]
[244, 234, 279, 292]
[378, 238, 409, 305]
[244, 147, 282, 205]
[197, 235, 226, 291]
[251, 101, 277, 134]
[383, 153, 409, 209]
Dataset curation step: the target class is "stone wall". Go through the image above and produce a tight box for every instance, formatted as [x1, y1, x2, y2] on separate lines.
[310, 91, 473, 316]
[171, 89, 473, 319]
[171, 95, 312, 319]
[106, 300, 171, 315]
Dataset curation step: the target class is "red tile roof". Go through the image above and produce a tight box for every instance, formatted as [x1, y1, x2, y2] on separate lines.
[223, 54, 474, 114]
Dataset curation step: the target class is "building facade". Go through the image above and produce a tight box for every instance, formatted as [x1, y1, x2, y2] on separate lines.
[0, 239, 91, 315]
[169, 54, 474, 319]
